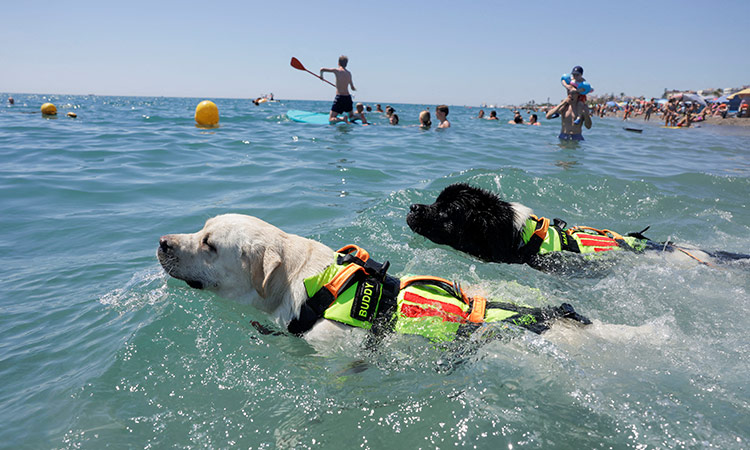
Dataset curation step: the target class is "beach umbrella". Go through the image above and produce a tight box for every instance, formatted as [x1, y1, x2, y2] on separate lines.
[605, 101, 618, 107]
[656, 99, 669, 104]
[713, 95, 730, 103]
[681, 93, 707, 107]
[727, 88, 750, 99]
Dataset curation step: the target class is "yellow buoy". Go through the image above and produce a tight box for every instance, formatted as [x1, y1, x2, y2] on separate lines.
[41, 103, 57, 115]
[195, 100, 219, 127]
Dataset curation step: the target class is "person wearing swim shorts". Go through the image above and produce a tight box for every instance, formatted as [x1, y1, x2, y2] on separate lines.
[546, 89, 591, 141]
[320, 55, 357, 124]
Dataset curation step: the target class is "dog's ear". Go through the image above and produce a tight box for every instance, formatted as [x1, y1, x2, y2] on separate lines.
[246, 244, 282, 299]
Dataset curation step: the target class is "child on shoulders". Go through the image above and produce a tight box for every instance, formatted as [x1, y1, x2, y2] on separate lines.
[558, 66, 593, 125]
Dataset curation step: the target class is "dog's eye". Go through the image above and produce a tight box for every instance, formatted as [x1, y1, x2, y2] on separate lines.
[202, 234, 217, 252]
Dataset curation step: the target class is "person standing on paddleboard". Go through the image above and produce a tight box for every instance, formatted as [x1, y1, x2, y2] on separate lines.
[320, 55, 356, 124]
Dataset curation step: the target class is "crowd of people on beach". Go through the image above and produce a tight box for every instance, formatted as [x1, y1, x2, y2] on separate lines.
[584, 94, 750, 128]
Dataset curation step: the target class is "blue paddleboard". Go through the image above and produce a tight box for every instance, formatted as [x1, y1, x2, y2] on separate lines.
[287, 109, 361, 125]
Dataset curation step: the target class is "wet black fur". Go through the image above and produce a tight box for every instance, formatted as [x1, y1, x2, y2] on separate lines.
[407, 183, 527, 264]
[407, 183, 750, 270]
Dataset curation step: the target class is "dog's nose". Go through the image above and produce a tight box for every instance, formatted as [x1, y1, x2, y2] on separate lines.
[159, 235, 172, 252]
[409, 204, 423, 213]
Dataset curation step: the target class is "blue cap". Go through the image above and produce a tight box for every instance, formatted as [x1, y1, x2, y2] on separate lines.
[572, 66, 583, 75]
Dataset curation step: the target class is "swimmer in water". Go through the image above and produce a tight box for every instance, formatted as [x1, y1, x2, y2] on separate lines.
[419, 110, 431, 128]
[436, 105, 450, 128]
[351, 102, 368, 124]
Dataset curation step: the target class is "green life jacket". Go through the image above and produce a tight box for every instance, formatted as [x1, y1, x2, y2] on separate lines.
[519, 215, 648, 257]
[287, 245, 591, 341]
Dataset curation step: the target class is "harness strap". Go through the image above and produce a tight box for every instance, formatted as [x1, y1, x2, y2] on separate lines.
[324, 263, 365, 298]
[531, 215, 550, 241]
[518, 215, 550, 259]
[324, 244, 390, 298]
[457, 302, 592, 336]
[675, 247, 713, 266]
[467, 296, 486, 323]
[287, 288, 334, 335]
[289, 245, 397, 336]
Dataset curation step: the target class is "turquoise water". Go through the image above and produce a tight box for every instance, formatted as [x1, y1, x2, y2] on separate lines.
[2, 94, 749, 449]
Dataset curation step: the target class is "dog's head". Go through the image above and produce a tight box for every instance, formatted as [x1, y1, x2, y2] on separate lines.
[407, 183, 532, 262]
[157, 214, 291, 305]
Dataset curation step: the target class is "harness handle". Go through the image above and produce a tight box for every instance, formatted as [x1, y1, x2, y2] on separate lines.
[324, 264, 365, 298]
[400, 276, 469, 305]
[467, 296, 486, 323]
[336, 244, 370, 262]
[517, 215, 551, 260]
[325, 244, 391, 299]
[528, 215, 550, 242]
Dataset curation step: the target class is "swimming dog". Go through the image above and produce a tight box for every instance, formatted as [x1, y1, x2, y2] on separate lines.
[407, 183, 749, 271]
[157, 214, 590, 341]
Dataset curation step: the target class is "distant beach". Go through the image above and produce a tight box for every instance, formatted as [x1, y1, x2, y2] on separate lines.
[607, 110, 750, 128]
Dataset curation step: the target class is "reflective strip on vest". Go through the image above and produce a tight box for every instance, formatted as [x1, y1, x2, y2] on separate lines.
[395, 283, 469, 342]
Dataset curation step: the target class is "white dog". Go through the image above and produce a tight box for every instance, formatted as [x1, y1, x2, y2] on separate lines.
[157, 214, 591, 342]
[157, 214, 355, 340]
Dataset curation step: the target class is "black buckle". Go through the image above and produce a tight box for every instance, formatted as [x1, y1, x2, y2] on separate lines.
[337, 253, 390, 281]
[552, 218, 567, 230]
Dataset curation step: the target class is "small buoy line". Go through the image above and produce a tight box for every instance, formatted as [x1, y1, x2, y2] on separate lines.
[38, 102, 77, 118]
[14, 98, 224, 127]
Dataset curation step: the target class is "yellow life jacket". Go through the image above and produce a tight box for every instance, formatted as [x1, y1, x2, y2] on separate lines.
[287, 245, 591, 341]
[518, 215, 649, 258]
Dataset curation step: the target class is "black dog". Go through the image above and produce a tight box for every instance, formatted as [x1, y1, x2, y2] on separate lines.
[407, 183, 749, 270]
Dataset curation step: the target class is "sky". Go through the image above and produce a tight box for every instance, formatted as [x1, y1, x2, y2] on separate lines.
[2, 0, 749, 106]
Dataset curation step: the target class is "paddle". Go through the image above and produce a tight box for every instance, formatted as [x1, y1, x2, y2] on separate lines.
[290, 57, 336, 88]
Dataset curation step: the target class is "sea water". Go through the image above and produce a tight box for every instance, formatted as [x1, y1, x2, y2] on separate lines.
[1, 95, 749, 449]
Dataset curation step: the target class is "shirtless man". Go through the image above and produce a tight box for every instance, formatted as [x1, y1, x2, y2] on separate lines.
[320, 55, 356, 124]
[545, 90, 591, 141]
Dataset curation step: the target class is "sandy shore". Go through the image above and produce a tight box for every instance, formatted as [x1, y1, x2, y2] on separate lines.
[607, 110, 750, 127]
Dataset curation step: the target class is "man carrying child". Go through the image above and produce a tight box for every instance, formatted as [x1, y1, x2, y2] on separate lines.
[546, 89, 591, 140]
